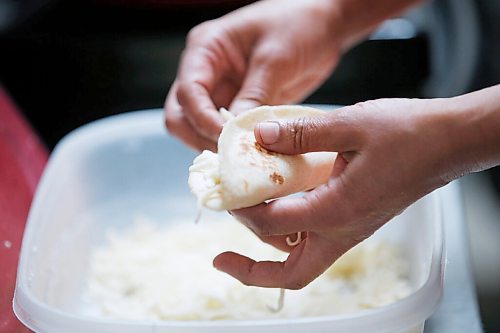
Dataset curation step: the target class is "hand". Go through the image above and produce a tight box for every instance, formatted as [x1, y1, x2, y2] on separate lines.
[212, 96, 492, 289]
[164, 0, 343, 151]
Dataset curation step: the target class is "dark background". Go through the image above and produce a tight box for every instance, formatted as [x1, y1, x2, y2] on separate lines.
[0, 0, 431, 147]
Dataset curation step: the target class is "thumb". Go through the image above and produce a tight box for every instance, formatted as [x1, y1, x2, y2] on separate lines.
[254, 113, 359, 154]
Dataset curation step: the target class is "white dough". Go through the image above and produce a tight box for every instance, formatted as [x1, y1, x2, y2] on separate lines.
[189, 105, 337, 210]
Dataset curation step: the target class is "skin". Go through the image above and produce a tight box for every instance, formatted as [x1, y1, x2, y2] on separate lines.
[164, 0, 500, 289]
[165, 0, 421, 151]
[216, 87, 500, 289]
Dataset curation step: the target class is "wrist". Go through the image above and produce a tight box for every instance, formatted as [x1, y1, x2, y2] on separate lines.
[428, 85, 500, 182]
[449, 85, 500, 172]
[332, 0, 424, 51]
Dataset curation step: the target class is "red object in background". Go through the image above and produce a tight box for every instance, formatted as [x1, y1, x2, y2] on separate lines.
[0, 86, 47, 333]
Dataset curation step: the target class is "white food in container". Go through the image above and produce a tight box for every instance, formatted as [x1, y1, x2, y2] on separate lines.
[14, 109, 445, 333]
[84, 216, 411, 321]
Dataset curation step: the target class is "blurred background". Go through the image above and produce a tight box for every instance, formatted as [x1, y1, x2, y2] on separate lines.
[0, 0, 499, 331]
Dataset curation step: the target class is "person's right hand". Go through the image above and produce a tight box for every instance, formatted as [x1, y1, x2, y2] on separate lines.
[213, 86, 500, 289]
[164, 0, 345, 151]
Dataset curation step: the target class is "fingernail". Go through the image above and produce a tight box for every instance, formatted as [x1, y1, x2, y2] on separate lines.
[257, 121, 280, 145]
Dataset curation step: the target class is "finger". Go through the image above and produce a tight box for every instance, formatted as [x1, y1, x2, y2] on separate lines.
[176, 48, 225, 141]
[213, 233, 340, 289]
[165, 82, 218, 152]
[231, 174, 354, 238]
[229, 47, 284, 114]
[279, 71, 335, 106]
[211, 76, 241, 110]
[332, 152, 350, 177]
[229, 66, 275, 113]
[254, 106, 363, 154]
[249, 229, 309, 253]
[230, 196, 321, 237]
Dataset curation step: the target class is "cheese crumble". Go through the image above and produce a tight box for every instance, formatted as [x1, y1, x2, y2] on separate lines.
[83, 215, 411, 320]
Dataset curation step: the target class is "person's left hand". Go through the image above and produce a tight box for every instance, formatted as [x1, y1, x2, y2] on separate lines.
[164, 0, 344, 151]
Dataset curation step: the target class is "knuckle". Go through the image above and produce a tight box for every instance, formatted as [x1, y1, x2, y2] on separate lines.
[175, 81, 192, 104]
[175, 83, 203, 122]
[187, 20, 227, 48]
[175, 89, 187, 109]
[176, 81, 210, 111]
[256, 43, 290, 63]
[289, 117, 309, 152]
[254, 50, 281, 66]
[164, 113, 183, 137]
[288, 117, 327, 152]
[251, 220, 273, 237]
[284, 276, 308, 290]
[186, 22, 213, 45]
[251, 42, 293, 72]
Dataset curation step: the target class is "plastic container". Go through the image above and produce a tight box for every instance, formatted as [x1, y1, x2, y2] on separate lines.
[14, 109, 445, 333]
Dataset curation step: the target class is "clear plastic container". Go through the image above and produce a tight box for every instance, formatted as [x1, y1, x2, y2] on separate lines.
[14, 110, 445, 333]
